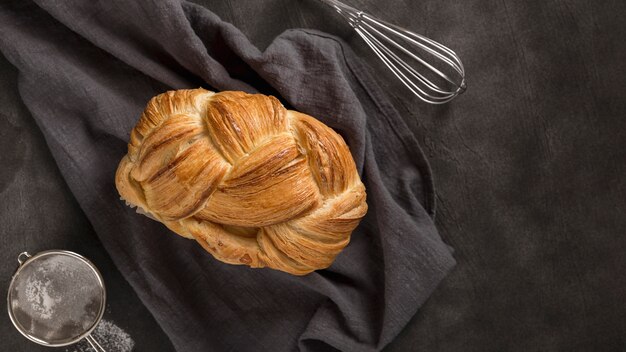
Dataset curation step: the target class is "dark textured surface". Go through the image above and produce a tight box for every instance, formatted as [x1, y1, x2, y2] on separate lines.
[1, 0, 626, 351]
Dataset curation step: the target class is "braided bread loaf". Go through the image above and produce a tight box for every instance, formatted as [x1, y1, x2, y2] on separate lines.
[115, 89, 367, 275]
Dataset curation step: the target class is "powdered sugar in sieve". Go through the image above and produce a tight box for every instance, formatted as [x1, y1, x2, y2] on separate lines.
[7, 251, 107, 350]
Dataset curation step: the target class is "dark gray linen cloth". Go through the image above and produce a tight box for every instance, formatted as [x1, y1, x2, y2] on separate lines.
[0, 1, 455, 351]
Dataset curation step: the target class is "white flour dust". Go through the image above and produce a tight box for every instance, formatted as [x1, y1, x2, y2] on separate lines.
[65, 319, 135, 352]
[24, 276, 62, 319]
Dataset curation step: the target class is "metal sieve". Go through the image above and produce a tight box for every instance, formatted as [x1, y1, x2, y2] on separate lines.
[7, 250, 107, 351]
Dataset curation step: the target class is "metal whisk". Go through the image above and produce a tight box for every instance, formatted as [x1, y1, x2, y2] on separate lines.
[317, 0, 466, 104]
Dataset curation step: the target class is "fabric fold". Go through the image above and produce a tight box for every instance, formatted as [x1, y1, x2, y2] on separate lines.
[0, 1, 455, 351]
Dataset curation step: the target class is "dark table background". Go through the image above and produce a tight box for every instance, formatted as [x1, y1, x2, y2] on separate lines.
[1, 0, 625, 351]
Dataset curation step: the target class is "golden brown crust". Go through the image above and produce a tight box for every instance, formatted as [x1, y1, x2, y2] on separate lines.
[115, 88, 367, 275]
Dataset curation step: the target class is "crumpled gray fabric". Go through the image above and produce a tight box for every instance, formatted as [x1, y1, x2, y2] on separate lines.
[0, 1, 455, 351]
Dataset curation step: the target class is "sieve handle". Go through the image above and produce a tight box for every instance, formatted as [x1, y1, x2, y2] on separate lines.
[17, 252, 31, 266]
[85, 334, 107, 352]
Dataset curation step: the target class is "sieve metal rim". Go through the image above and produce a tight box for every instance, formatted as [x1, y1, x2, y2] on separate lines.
[6, 250, 107, 347]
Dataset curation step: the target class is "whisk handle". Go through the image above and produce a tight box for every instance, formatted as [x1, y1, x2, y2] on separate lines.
[317, 0, 361, 25]
[85, 334, 107, 352]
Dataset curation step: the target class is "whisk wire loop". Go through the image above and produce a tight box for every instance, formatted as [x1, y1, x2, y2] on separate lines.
[356, 28, 443, 100]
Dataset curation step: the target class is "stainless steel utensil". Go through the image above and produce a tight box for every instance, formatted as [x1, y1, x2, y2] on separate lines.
[7, 250, 107, 351]
[317, 0, 466, 104]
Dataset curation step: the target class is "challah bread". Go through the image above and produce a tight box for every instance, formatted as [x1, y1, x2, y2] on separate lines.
[115, 88, 367, 275]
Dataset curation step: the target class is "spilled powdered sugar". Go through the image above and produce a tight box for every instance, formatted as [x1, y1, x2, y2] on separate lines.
[65, 319, 135, 352]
